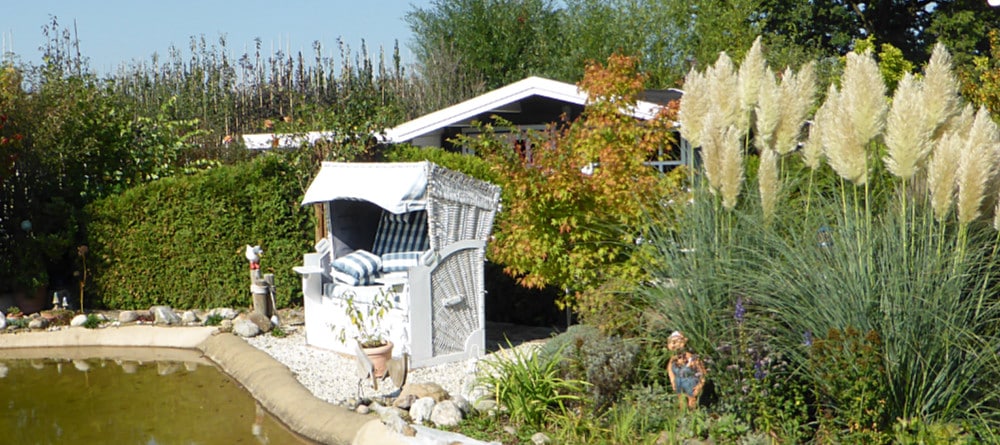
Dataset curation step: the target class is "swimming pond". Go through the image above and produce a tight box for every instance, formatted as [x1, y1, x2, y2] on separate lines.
[0, 347, 309, 444]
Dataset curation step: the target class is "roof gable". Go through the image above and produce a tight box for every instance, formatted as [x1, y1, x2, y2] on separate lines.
[383, 76, 666, 143]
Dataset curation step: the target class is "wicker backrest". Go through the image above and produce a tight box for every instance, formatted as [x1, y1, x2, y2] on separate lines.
[425, 164, 502, 251]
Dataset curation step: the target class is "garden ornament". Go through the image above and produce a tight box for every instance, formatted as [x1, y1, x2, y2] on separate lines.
[245, 244, 273, 318]
[667, 331, 706, 410]
[245, 245, 263, 270]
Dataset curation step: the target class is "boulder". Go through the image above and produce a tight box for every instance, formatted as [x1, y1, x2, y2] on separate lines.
[70, 314, 88, 327]
[408, 397, 436, 425]
[181, 310, 199, 324]
[472, 399, 498, 413]
[449, 394, 472, 416]
[118, 310, 138, 323]
[531, 432, 552, 445]
[232, 318, 260, 337]
[397, 382, 450, 403]
[208, 307, 238, 320]
[27, 317, 49, 330]
[150, 306, 181, 325]
[247, 311, 272, 333]
[430, 400, 464, 427]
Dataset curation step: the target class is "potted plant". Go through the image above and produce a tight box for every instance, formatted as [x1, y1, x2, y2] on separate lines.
[5, 306, 22, 319]
[336, 290, 396, 377]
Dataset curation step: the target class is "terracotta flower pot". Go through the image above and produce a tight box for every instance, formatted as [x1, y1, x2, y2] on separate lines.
[363, 341, 394, 378]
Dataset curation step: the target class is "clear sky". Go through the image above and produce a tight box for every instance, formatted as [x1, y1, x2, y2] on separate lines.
[1, 0, 431, 73]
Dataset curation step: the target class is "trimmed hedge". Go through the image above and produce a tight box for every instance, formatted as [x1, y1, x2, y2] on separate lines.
[382, 145, 499, 185]
[85, 156, 311, 309]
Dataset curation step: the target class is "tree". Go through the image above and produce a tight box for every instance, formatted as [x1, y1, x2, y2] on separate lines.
[759, 0, 1000, 64]
[463, 54, 686, 316]
[406, 0, 561, 91]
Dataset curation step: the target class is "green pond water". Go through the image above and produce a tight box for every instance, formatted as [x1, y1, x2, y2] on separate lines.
[0, 348, 309, 444]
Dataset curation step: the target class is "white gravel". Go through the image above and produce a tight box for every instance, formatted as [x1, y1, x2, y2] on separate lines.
[244, 325, 546, 406]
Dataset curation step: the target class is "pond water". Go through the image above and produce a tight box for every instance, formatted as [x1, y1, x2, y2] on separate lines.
[0, 347, 309, 444]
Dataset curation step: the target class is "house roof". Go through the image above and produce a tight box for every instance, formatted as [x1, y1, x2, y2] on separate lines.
[241, 76, 682, 149]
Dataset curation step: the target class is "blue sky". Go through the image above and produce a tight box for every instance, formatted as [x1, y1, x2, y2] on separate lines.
[1, 1, 431, 73]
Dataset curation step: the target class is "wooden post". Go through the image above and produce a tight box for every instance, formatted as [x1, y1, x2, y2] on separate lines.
[264, 273, 275, 317]
[314, 203, 326, 245]
[250, 269, 270, 318]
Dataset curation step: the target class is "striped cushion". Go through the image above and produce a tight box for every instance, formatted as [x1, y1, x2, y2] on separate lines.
[381, 251, 423, 272]
[372, 210, 430, 256]
[332, 249, 381, 285]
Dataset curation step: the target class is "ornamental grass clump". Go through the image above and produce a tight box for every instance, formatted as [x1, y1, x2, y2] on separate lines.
[653, 39, 1000, 441]
[476, 343, 589, 429]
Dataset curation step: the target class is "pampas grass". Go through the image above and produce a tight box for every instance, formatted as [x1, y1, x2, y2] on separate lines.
[706, 52, 742, 138]
[821, 50, 886, 186]
[717, 124, 745, 210]
[842, 50, 887, 150]
[884, 73, 933, 181]
[928, 131, 962, 222]
[758, 148, 780, 221]
[774, 63, 817, 155]
[922, 43, 959, 140]
[679, 68, 710, 148]
[819, 84, 869, 184]
[956, 107, 1000, 226]
[738, 37, 767, 133]
[649, 38, 1000, 440]
[754, 69, 780, 153]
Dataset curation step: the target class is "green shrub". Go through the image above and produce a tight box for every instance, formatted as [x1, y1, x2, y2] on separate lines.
[270, 325, 287, 338]
[82, 314, 101, 329]
[476, 342, 589, 429]
[382, 145, 499, 185]
[539, 324, 639, 411]
[892, 417, 977, 445]
[85, 155, 311, 309]
[204, 313, 223, 326]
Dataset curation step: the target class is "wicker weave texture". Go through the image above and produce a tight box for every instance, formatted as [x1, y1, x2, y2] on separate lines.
[429, 248, 484, 355]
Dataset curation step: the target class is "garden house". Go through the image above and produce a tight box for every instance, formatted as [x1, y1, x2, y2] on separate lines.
[293, 161, 500, 368]
[242, 76, 690, 174]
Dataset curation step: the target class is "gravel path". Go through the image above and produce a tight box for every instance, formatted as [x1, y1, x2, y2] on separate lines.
[245, 323, 555, 406]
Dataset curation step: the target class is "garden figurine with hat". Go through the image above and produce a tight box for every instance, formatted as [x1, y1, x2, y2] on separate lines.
[667, 330, 707, 410]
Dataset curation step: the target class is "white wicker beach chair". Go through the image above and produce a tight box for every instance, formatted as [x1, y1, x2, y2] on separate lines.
[294, 161, 501, 368]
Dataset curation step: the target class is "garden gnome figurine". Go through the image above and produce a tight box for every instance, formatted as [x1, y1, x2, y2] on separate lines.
[667, 331, 706, 410]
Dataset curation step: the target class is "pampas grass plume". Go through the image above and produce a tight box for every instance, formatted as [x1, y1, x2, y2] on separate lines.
[928, 131, 962, 222]
[699, 111, 724, 195]
[820, 84, 869, 185]
[884, 73, 933, 180]
[755, 69, 780, 152]
[719, 125, 745, 210]
[759, 148, 780, 220]
[738, 37, 767, 128]
[923, 43, 959, 139]
[774, 63, 817, 155]
[679, 68, 710, 148]
[708, 52, 742, 137]
[956, 107, 1000, 225]
[842, 50, 887, 151]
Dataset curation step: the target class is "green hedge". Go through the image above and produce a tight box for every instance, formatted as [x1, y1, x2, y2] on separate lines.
[85, 155, 311, 309]
[382, 145, 500, 185]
